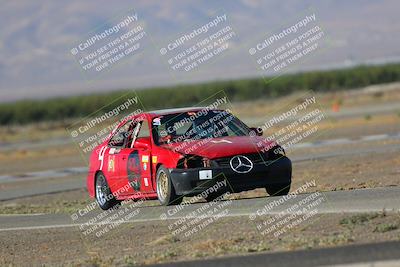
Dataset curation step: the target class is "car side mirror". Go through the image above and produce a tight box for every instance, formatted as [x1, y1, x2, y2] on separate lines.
[249, 127, 263, 136]
[135, 137, 151, 150]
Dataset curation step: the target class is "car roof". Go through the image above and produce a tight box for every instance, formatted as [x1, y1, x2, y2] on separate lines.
[146, 107, 213, 116]
[116, 107, 225, 130]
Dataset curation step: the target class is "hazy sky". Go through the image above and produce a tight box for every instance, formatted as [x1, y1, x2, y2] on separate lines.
[1, 0, 399, 102]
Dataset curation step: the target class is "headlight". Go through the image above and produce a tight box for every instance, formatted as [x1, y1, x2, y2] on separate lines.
[177, 155, 211, 168]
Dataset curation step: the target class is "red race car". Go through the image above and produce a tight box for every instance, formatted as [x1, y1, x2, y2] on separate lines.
[87, 107, 292, 209]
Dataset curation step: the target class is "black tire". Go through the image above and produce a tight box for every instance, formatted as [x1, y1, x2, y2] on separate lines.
[203, 184, 228, 202]
[204, 191, 222, 202]
[156, 166, 182, 206]
[266, 183, 291, 196]
[95, 172, 121, 210]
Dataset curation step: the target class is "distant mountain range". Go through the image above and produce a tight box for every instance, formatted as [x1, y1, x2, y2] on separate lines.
[0, 0, 399, 102]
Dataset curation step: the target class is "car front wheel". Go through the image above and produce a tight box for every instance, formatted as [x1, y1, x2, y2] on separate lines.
[156, 166, 182, 206]
[265, 182, 291, 196]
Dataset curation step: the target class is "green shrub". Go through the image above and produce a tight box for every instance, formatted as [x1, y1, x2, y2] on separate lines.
[1, 62, 400, 125]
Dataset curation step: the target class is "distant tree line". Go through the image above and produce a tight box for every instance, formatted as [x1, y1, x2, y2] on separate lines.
[1, 63, 400, 125]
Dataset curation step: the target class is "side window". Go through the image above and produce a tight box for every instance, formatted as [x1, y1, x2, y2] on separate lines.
[109, 121, 133, 147]
[129, 120, 150, 148]
[137, 120, 150, 138]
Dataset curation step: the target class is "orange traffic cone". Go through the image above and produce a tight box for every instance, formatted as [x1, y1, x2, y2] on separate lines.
[332, 102, 340, 112]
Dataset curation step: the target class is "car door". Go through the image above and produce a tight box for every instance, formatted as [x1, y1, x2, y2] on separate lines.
[105, 119, 135, 196]
[116, 119, 154, 196]
[134, 119, 153, 193]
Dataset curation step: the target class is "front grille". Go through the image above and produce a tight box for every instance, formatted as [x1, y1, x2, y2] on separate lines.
[213, 153, 267, 167]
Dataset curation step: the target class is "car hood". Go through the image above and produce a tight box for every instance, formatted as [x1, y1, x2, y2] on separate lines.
[162, 136, 277, 159]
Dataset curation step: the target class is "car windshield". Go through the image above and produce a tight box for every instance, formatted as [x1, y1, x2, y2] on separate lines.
[152, 110, 251, 145]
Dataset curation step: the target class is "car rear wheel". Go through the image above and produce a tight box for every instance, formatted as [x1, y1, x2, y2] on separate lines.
[95, 172, 120, 210]
[156, 166, 182, 206]
[266, 183, 291, 196]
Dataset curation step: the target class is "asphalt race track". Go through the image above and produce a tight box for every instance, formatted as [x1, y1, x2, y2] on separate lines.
[1, 103, 399, 265]
[0, 186, 399, 232]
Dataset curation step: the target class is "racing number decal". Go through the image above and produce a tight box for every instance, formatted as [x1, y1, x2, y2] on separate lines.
[98, 146, 107, 171]
[127, 151, 141, 191]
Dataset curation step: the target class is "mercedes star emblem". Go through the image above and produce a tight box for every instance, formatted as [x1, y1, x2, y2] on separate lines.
[230, 155, 253, 173]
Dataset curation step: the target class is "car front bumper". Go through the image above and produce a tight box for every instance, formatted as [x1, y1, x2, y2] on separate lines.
[169, 156, 292, 196]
